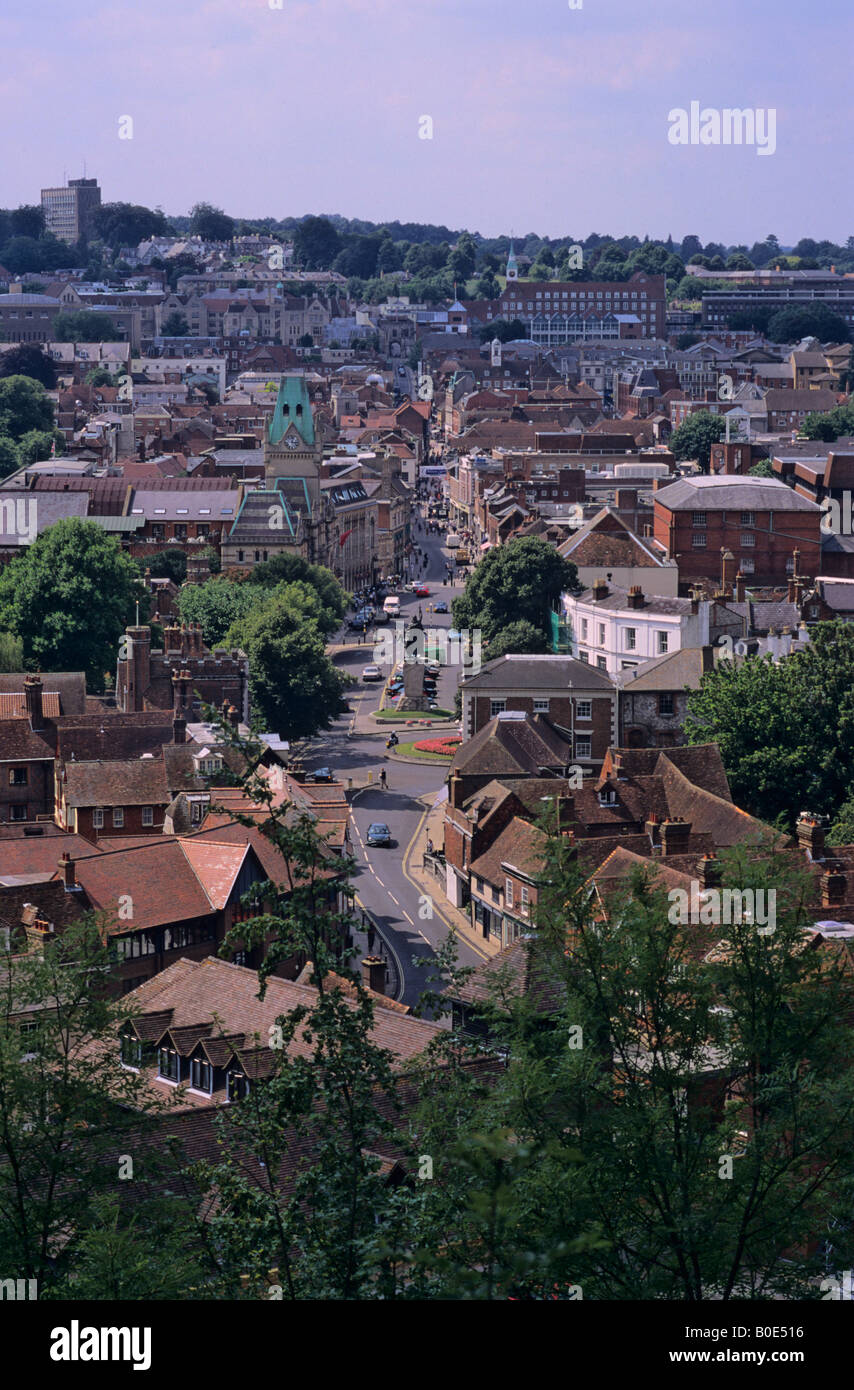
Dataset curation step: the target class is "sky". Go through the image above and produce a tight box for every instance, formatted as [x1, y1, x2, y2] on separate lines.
[2, 0, 850, 246]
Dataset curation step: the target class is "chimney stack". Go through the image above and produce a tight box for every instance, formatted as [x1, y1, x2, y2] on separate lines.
[361, 957, 386, 994]
[645, 811, 660, 847]
[734, 572, 746, 602]
[592, 578, 609, 600]
[660, 818, 692, 854]
[627, 585, 645, 610]
[24, 674, 43, 731]
[820, 864, 847, 908]
[796, 813, 825, 860]
[58, 852, 77, 891]
[173, 714, 186, 745]
[697, 852, 722, 888]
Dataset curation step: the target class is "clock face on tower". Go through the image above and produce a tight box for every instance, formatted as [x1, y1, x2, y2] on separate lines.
[285, 435, 300, 450]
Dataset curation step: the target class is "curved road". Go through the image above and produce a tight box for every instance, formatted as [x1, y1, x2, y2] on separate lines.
[300, 506, 487, 1007]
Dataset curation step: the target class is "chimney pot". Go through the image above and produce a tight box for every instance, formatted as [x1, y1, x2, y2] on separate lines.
[361, 956, 386, 994]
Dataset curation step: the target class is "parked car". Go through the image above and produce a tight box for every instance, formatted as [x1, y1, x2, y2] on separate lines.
[305, 767, 333, 783]
[366, 822, 392, 847]
[425, 661, 441, 674]
[414, 585, 430, 597]
[361, 665, 383, 681]
[434, 600, 449, 614]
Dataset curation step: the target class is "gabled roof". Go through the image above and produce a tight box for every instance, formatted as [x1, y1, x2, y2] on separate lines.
[451, 713, 574, 779]
[558, 506, 672, 571]
[462, 653, 614, 692]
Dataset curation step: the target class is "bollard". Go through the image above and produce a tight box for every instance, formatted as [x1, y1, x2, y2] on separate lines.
[368, 770, 373, 783]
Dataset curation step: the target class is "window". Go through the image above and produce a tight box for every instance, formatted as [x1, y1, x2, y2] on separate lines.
[92, 808, 104, 829]
[580, 618, 588, 640]
[490, 699, 506, 716]
[9, 768, 27, 785]
[9, 804, 25, 822]
[596, 656, 607, 671]
[120, 1033, 142, 1068]
[142, 806, 154, 827]
[625, 628, 637, 651]
[659, 693, 674, 716]
[505, 878, 514, 908]
[740, 558, 755, 574]
[113, 807, 124, 828]
[533, 698, 550, 713]
[227, 1070, 249, 1102]
[157, 1047, 180, 1083]
[597, 623, 605, 646]
[740, 533, 755, 547]
[576, 699, 592, 720]
[657, 631, 669, 654]
[576, 735, 592, 758]
[191, 1057, 212, 1093]
[692, 533, 707, 547]
[740, 511, 755, 526]
[692, 512, 707, 527]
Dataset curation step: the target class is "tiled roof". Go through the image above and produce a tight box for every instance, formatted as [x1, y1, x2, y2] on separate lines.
[451, 714, 575, 779]
[62, 759, 170, 808]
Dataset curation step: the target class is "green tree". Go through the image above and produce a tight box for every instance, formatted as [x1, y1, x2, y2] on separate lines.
[0, 630, 23, 670]
[485, 619, 552, 661]
[16, 428, 64, 467]
[178, 576, 257, 645]
[0, 344, 56, 388]
[53, 311, 120, 343]
[685, 623, 854, 826]
[145, 546, 188, 584]
[748, 458, 774, 477]
[478, 318, 527, 344]
[448, 233, 477, 283]
[251, 551, 347, 619]
[767, 304, 850, 344]
[10, 204, 45, 238]
[669, 410, 726, 474]
[92, 202, 171, 250]
[452, 537, 580, 646]
[229, 596, 348, 738]
[726, 253, 755, 270]
[293, 216, 341, 270]
[0, 375, 54, 440]
[85, 366, 120, 388]
[162, 310, 190, 336]
[801, 403, 854, 442]
[0, 916, 156, 1291]
[189, 202, 234, 243]
[0, 436, 19, 478]
[0, 518, 143, 689]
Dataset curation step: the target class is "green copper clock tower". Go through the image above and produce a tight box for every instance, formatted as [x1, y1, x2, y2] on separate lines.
[264, 375, 322, 508]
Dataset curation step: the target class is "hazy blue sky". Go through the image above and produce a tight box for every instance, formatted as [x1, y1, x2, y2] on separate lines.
[4, 0, 849, 244]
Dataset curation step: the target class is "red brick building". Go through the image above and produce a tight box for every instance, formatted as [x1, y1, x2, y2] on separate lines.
[652, 475, 821, 586]
[460, 655, 617, 764]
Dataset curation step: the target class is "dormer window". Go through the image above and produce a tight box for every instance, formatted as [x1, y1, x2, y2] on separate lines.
[157, 1046, 181, 1083]
[599, 786, 617, 805]
[226, 1070, 249, 1102]
[120, 1032, 142, 1068]
[190, 1056, 213, 1093]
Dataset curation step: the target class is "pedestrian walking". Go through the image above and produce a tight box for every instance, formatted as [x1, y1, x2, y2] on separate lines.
[379, 768, 387, 789]
[426, 836, 434, 855]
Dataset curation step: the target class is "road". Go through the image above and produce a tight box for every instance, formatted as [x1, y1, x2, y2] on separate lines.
[299, 503, 486, 1007]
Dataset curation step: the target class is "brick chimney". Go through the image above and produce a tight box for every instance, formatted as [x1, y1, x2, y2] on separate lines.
[690, 589, 699, 615]
[172, 667, 193, 715]
[58, 852, 78, 891]
[591, 578, 609, 600]
[734, 572, 746, 602]
[645, 811, 661, 846]
[820, 864, 846, 908]
[796, 813, 825, 860]
[627, 585, 645, 610]
[449, 773, 464, 809]
[660, 818, 692, 854]
[701, 644, 715, 673]
[697, 852, 722, 888]
[361, 957, 386, 994]
[123, 626, 151, 714]
[228, 704, 239, 729]
[24, 674, 43, 731]
[173, 714, 186, 745]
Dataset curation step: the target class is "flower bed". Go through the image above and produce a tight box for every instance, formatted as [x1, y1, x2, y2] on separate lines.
[414, 735, 462, 756]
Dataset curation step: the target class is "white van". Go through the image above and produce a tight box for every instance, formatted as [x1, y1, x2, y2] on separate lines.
[446, 532, 461, 549]
[383, 595, 401, 617]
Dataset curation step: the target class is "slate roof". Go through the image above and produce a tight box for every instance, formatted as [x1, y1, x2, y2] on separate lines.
[462, 654, 614, 692]
[558, 507, 671, 571]
[617, 646, 710, 692]
[654, 476, 820, 512]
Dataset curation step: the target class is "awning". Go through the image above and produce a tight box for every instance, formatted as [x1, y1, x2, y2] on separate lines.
[481, 540, 491, 549]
